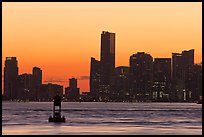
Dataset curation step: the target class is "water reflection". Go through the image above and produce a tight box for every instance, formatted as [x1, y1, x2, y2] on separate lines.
[2, 102, 202, 135]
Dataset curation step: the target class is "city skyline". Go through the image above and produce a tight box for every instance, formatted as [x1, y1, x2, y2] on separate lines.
[3, 47, 201, 99]
[2, 2, 202, 92]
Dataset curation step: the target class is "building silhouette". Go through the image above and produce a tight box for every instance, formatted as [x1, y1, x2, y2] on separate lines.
[152, 58, 171, 102]
[3, 31, 201, 103]
[182, 49, 194, 67]
[183, 64, 202, 102]
[181, 49, 195, 101]
[65, 78, 80, 101]
[90, 57, 101, 101]
[70, 78, 77, 89]
[172, 49, 194, 102]
[4, 57, 19, 100]
[32, 67, 42, 100]
[194, 63, 202, 101]
[39, 83, 63, 101]
[100, 31, 115, 100]
[129, 52, 153, 102]
[113, 66, 130, 101]
[172, 53, 183, 101]
[17, 73, 34, 101]
[32, 67, 42, 86]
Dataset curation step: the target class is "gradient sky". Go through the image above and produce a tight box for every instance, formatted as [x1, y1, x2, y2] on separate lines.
[2, 2, 202, 93]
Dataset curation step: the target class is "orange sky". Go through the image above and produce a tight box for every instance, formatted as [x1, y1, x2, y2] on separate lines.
[2, 2, 202, 93]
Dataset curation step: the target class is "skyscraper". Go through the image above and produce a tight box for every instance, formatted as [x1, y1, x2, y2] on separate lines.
[184, 64, 202, 102]
[172, 49, 194, 102]
[182, 49, 194, 67]
[152, 58, 171, 101]
[100, 31, 115, 95]
[32, 67, 42, 86]
[4, 57, 19, 99]
[17, 73, 34, 101]
[129, 52, 153, 101]
[39, 83, 63, 101]
[65, 78, 80, 101]
[114, 66, 129, 101]
[32, 67, 42, 100]
[69, 78, 77, 89]
[172, 53, 183, 101]
[181, 49, 194, 101]
[90, 57, 101, 99]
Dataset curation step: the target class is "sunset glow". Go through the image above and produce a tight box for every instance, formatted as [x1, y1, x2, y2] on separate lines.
[2, 2, 202, 93]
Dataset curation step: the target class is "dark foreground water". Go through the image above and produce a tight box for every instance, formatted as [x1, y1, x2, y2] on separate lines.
[2, 102, 202, 135]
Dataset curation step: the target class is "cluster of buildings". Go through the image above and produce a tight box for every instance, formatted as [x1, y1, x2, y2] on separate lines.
[3, 31, 202, 102]
[90, 31, 202, 102]
[3, 57, 80, 101]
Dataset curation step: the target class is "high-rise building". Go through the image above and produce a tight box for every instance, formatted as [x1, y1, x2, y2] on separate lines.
[4, 57, 19, 99]
[181, 49, 194, 101]
[32, 67, 42, 100]
[32, 67, 42, 86]
[182, 49, 194, 67]
[129, 52, 153, 101]
[196, 63, 202, 101]
[152, 58, 171, 101]
[17, 73, 34, 101]
[39, 83, 63, 101]
[172, 53, 183, 101]
[65, 78, 80, 101]
[183, 64, 202, 102]
[90, 57, 101, 99]
[89, 31, 115, 101]
[69, 78, 77, 89]
[172, 49, 194, 102]
[100, 31, 115, 93]
[114, 66, 129, 101]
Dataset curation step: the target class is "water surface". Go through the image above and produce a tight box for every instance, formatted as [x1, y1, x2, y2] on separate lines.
[2, 102, 202, 135]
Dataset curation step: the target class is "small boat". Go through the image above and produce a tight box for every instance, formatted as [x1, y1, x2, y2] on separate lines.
[48, 95, 66, 123]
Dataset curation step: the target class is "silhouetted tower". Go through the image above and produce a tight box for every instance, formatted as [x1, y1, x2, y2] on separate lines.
[172, 49, 194, 102]
[181, 49, 194, 101]
[100, 31, 115, 95]
[152, 58, 171, 101]
[65, 78, 80, 101]
[4, 57, 19, 99]
[90, 57, 101, 99]
[17, 73, 34, 101]
[184, 64, 202, 102]
[69, 78, 77, 89]
[114, 66, 129, 101]
[172, 53, 183, 101]
[129, 52, 153, 101]
[182, 49, 194, 67]
[32, 67, 42, 86]
[32, 67, 42, 100]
